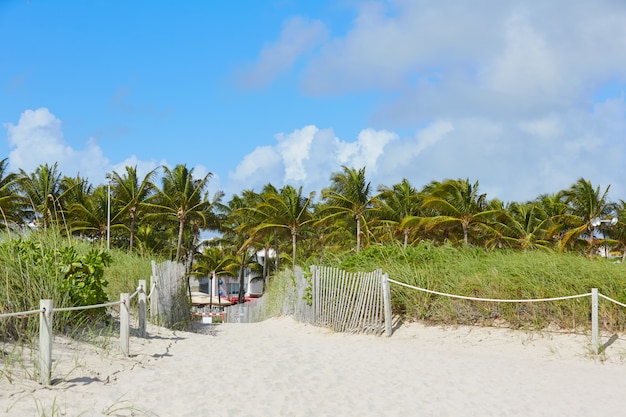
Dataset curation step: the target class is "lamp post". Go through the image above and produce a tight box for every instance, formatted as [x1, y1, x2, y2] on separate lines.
[591, 216, 618, 258]
[106, 174, 111, 250]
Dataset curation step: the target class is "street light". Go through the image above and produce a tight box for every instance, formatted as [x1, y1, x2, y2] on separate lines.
[106, 173, 111, 250]
[591, 216, 618, 258]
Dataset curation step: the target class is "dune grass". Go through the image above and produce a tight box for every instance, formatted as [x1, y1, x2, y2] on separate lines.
[312, 242, 626, 332]
[0, 229, 152, 341]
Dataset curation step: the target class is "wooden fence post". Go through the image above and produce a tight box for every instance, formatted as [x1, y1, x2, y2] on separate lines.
[591, 288, 599, 354]
[381, 274, 393, 337]
[39, 299, 53, 385]
[120, 293, 130, 357]
[138, 279, 147, 337]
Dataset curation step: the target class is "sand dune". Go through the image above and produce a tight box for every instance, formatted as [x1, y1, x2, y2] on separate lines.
[1, 317, 625, 416]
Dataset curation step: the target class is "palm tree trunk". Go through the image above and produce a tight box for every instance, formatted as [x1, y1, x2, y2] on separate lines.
[292, 228, 297, 270]
[273, 231, 279, 271]
[129, 215, 136, 252]
[356, 216, 361, 253]
[175, 218, 185, 262]
[463, 220, 469, 245]
[238, 251, 246, 304]
[187, 225, 199, 275]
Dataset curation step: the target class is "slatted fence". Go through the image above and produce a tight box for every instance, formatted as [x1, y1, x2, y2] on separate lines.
[310, 266, 392, 336]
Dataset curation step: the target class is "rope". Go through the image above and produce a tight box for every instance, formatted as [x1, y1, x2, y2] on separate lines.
[54, 300, 123, 312]
[147, 282, 157, 299]
[0, 308, 44, 319]
[128, 287, 140, 301]
[599, 293, 626, 309]
[387, 278, 592, 303]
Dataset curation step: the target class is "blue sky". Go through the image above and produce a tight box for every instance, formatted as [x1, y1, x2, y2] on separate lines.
[1, 0, 626, 204]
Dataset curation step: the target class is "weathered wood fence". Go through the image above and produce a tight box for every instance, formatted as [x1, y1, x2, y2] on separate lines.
[151, 260, 188, 327]
[310, 266, 392, 336]
[228, 266, 393, 336]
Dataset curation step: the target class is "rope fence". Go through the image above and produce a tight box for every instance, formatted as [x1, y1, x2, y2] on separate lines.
[386, 278, 626, 355]
[0, 308, 44, 319]
[387, 279, 592, 303]
[0, 278, 158, 385]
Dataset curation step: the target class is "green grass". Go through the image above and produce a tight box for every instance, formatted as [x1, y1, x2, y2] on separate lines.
[0, 229, 152, 342]
[311, 242, 626, 332]
[104, 248, 154, 302]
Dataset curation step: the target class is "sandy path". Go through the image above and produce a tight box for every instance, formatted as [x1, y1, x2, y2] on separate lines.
[1, 317, 625, 416]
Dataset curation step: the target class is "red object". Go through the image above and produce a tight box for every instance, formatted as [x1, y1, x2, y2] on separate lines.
[228, 295, 253, 304]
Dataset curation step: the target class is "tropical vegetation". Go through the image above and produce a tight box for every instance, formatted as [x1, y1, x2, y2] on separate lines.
[1, 157, 626, 337]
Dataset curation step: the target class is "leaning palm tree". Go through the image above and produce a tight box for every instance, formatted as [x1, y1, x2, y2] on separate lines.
[320, 166, 373, 253]
[147, 164, 213, 262]
[109, 166, 159, 252]
[557, 178, 615, 256]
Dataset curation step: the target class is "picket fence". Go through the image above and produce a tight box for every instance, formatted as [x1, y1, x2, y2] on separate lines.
[220, 266, 393, 336]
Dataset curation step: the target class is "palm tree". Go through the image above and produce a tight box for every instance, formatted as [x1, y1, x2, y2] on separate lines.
[0, 158, 25, 231]
[244, 185, 315, 270]
[613, 200, 626, 261]
[373, 178, 423, 249]
[186, 189, 224, 274]
[321, 166, 373, 253]
[495, 201, 552, 250]
[557, 178, 615, 256]
[219, 190, 265, 303]
[192, 245, 237, 306]
[67, 185, 109, 243]
[109, 166, 159, 252]
[148, 164, 214, 262]
[59, 174, 93, 237]
[17, 163, 63, 229]
[416, 178, 498, 246]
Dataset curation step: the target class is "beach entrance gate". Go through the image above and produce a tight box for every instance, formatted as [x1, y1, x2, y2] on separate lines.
[309, 266, 392, 336]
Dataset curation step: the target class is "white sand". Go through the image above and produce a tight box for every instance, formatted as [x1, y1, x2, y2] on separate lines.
[1, 317, 625, 417]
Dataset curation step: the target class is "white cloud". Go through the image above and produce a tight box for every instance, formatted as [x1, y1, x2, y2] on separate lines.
[266, 0, 626, 202]
[518, 115, 561, 139]
[276, 125, 317, 182]
[238, 16, 329, 89]
[4, 108, 110, 181]
[112, 155, 165, 183]
[230, 146, 282, 183]
[2, 108, 187, 189]
[228, 125, 397, 194]
[344, 128, 397, 173]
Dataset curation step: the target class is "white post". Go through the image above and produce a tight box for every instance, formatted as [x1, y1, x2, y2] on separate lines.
[39, 299, 53, 385]
[381, 274, 393, 337]
[120, 293, 130, 357]
[591, 288, 599, 354]
[106, 174, 111, 250]
[138, 280, 146, 337]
